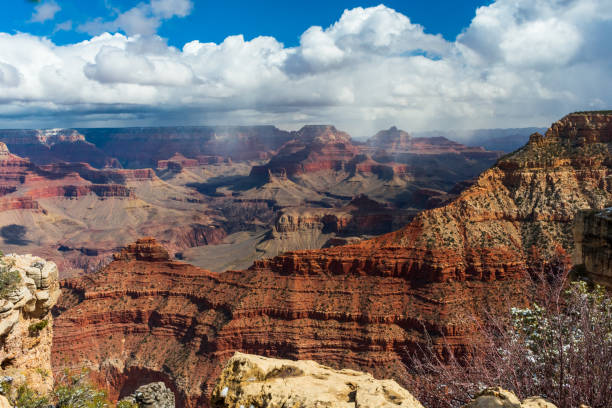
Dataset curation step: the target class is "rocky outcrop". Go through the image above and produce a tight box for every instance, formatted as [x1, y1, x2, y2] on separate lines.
[113, 238, 171, 262]
[0, 254, 60, 394]
[249, 125, 501, 205]
[573, 208, 612, 288]
[38, 162, 157, 184]
[157, 153, 199, 171]
[211, 353, 424, 408]
[462, 388, 557, 408]
[367, 127, 498, 157]
[121, 382, 176, 408]
[24, 184, 134, 200]
[368, 126, 413, 151]
[0, 145, 139, 208]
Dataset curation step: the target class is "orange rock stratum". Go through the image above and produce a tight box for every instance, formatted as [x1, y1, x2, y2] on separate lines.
[52, 112, 612, 407]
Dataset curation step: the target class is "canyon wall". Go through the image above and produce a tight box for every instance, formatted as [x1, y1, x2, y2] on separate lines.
[574, 208, 612, 288]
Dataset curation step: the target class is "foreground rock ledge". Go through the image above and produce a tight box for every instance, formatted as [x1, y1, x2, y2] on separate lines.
[463, 387, 557, 408]
[211, 352, 425, 408]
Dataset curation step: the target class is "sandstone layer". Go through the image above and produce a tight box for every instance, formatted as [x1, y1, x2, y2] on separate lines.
[0, 253, 60, 394]
[211, 352, 424, 408]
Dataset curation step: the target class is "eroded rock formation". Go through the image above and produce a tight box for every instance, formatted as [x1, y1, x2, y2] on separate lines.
[0, 254, 60, 394]
[0, 122, 505, 276]
[52, 236, 527, 407]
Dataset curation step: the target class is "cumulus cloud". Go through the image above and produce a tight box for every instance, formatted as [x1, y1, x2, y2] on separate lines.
[30, 0, 61, 24]
[0, 62, 21, 88]
[2, 0, 612, 134]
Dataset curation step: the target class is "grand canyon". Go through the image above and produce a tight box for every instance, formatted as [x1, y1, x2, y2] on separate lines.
[1, 1, 611, 407]
[40, 112, 609, 406]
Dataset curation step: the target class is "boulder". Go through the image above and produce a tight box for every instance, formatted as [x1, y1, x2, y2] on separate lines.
[121, 382, 175, 408]
[462, 388, 557, 408]
[211, 352, 424, 408]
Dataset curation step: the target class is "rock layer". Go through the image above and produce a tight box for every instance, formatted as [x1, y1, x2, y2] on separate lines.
[52, 238, 527, 407]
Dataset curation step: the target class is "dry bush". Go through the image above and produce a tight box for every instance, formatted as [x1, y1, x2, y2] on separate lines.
[405, 246, 612, 408]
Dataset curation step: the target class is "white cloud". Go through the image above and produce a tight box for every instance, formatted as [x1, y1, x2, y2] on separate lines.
[84, 45, 195, 86]
[151, 0, 193, 19]
[30, 0, 61, 24]
[0, 62, 21, 88]
[53, 20, 73, 33]
[79, 0, 194, 36]
[2, 1, 612, 134]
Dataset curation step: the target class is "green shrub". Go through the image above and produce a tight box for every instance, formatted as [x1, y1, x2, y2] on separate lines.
[0, 382, 49, 408]
[13, 384, 49, 408]
[28, 320, 48, 336]
[54, 369, 111, 408]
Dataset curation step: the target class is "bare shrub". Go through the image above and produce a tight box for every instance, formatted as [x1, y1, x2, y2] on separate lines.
[405, 246, 612, 408]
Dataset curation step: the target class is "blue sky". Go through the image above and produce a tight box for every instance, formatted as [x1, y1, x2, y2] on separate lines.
[6, 1, 493, 47]
[0, 0, 610, 134]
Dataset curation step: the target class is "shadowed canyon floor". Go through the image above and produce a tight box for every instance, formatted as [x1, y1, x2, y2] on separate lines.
[51, 113, 612, 407]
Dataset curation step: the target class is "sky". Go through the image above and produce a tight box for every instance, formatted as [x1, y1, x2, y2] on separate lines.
[0, 0, 611, 135]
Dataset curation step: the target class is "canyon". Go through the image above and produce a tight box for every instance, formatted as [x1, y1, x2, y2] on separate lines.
[0, 125, 504, 275]
[50, 113, 612, 407]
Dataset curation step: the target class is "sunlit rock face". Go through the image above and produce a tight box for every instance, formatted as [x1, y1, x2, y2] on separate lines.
[211, 352, 425, 408]
[0, 253, 60, 395]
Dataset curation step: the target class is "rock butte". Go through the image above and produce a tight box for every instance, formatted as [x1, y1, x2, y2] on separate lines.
[52, 113, 612, 407]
